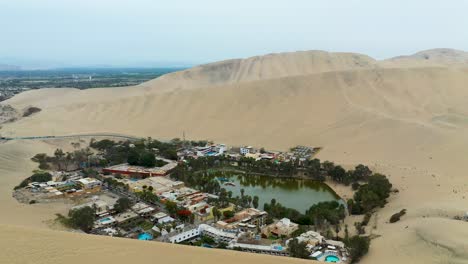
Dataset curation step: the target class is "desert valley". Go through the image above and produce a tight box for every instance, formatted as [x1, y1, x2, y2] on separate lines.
[1, 49, 468, 264]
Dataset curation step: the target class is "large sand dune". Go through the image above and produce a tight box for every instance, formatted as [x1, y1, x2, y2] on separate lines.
[1, 49, 468, 263]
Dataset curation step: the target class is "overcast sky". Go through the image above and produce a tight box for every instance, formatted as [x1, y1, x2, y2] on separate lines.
[1, 0, 467, 67]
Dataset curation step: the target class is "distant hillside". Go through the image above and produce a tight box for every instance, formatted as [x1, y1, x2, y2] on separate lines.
[140, 50, 377, 92]
[0, 64, 21, 71]
[381, 48, 468, 68]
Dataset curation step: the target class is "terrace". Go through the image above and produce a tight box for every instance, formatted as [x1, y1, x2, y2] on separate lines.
[103, 159, 178, 177]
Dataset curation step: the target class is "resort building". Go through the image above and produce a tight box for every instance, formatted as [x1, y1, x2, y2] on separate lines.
[194, 144, 227, 157]
[76, 178, 102, 190]
[159, 187, 205, 206]
[262, 218, 299, 238]
[168, 228, 200, 243]
[195, 146, 212, 156]
[114, 211, 139, 226]
[198, 224, 238, 243]
[287, 231, 324, 247]
[324, 239, 345, 249]
[95, 216, 117, 228]
[234, 208, 268, 227]
[72, 199, 110, 216]
[151, 212, 175, 224]
[227, 242, 288, 256]
[245, 152, 261, 160]
[216, 208, 267, 231]
[131, 202, 155, 217]
[240, 146, 254, 155]
[187, 201, 214, 222]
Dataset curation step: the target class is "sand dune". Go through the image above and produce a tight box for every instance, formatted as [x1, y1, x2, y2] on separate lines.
[1, 49, 468, 263]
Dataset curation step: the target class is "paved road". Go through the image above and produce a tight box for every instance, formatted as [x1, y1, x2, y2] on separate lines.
[1, 133, 142, 141]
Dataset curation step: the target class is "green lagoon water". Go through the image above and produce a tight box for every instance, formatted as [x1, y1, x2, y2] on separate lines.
[210, 171, 341, 213]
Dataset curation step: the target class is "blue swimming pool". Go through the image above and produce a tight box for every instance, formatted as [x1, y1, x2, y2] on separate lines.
[138, 233, 153, 241]
[99, 217, 111, 222]
[325, 255, 340, 263]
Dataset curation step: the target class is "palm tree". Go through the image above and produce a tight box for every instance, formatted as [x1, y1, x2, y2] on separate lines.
[54, 149, 65, 170]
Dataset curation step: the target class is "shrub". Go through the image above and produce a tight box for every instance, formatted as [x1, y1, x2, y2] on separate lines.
[389, 209, 407, 223]
[361, 212, 372, 226]
[66, 206, 96, 232]
[346, 235, 370, 263]
[30, 172, 52, 182]
[114, 197, 132, 213]
[23, 106, 41, 117]
[288, 238, 310, 259]
[352, 182, 360, 190]
[223, 210, 235, 219]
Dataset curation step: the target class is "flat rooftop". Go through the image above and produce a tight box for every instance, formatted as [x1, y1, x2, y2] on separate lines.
[114, 211, 139, 223]
[104, 160, 178, 175]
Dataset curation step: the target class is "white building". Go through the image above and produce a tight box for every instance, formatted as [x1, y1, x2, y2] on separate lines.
[76, 178, 102, 189]
[227, 242, 288, 256]
[195, 146, 212, 157]
[262, 218, 299, 237]
[131, 202, 155, 217]
[195, 144, 227, 157]
[287, 230, 324, 246]
[213, 144, 227, 155]
[240, 146, 254, 155]
[169, 228, 200, 243]
[199, 224, 237, 243]
[151, 212, 175, 224]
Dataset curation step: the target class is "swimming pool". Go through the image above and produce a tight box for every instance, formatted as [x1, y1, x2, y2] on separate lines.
[99, 217, 111, 222]
[325, 255, 340, 263]
[138, 233, 153, 241]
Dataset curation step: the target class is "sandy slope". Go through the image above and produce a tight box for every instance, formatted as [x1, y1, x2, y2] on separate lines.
[1, 49, 468, 263]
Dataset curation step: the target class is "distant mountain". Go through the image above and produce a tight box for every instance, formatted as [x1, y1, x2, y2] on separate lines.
[0, 64, 21, 71]
[383, 48, 468, 67]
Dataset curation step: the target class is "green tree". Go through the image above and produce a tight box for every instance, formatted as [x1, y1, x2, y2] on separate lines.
[30, 172, 52, 182]
[288, 238, 310, 259]
[354, 164, 372, 181]
[346, 236, 370, 263]
[329, 165, 346, 182]
[114, 197, 132, 213]
[165, 201, 178, 215]
[68, 206, 96, 232]
[54, 148, 65, 170]
[140, 151, 156, 167]
[212, 207, 222, 221]
[127, 149, 140, 165]
[223, 210, 235, 219]
[252, 196, 259, 209]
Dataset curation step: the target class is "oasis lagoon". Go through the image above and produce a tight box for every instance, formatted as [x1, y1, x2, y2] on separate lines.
[212, 172, 341, 213]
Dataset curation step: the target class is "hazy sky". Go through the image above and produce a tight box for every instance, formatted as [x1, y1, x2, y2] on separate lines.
[1, 0, 467, 67]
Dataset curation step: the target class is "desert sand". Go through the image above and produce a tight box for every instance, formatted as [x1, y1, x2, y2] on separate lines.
[1, 49, 468, 263]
